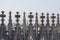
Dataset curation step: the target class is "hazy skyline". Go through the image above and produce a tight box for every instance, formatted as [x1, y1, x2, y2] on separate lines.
[0, 0, 60, 25]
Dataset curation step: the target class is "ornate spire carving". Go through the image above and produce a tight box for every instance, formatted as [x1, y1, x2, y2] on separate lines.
[56, 14, 60, 26]
[8, 11, 12, 26]
[15, 11, 20, 24]
[0, 11, 6, 40]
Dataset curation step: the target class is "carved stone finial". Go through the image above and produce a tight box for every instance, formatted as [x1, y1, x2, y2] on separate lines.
[40, 13, 45, 25]
[15, 11, 20, 23]
[51, 13, 56, 26]
[28, 12, 34, 24]
[0, 11, 6, 25]
[1, 11, 4, 13]
[51, 13, 56, 21]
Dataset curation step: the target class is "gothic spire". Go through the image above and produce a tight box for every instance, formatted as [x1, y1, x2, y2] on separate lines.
[0, 10, 6, 40]
[14, 11, 21, 40]
[23, 12, 26, 40]
[56, 14, 60, 26]
[23, 12, 26, 25]
[46, 13, 50, 26]
[8, 11, 13, 40]
[50, 13, 56, 40]
[27, 12, 34, 40]
[39, 13, 45, 40]
[45, 13, 50, 40]
[8, 11, 12, 26]
[35, 12, 38, 37]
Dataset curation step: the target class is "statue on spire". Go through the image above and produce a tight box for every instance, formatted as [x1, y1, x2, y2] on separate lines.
[0, 11, 6, 40]
[14, 11, 21, 40]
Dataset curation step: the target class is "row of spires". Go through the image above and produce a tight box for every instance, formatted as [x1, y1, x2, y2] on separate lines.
[0, 11, 60, 40]
[0, 11, 60, 26]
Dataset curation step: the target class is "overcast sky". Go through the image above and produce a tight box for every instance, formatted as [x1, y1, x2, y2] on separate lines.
[0, 0, 60, 25]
